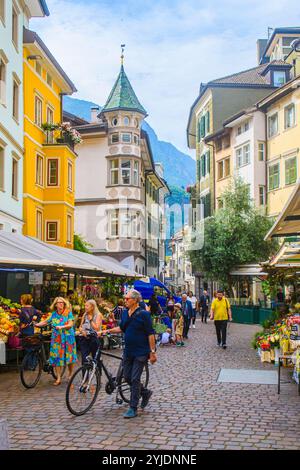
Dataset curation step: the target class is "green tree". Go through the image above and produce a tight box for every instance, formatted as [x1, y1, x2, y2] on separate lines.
[73, 233, 92, 253]
[189, 178, 279, 291]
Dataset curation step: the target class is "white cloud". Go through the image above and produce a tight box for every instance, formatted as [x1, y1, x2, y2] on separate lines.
[31, 0, 300, 155]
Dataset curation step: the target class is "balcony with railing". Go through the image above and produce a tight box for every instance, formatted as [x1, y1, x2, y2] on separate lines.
[42, 122, 82, 152]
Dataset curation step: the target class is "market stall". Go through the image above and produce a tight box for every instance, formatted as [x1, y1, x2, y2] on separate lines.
[253, 181, 300, 388]
[0, 232, 139, 367]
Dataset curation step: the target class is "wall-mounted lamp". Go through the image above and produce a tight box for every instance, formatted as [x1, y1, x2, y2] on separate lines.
[27, 55, 43, 61]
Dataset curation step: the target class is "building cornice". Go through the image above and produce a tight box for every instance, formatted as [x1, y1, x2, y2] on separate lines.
[0, 123, 24, 155]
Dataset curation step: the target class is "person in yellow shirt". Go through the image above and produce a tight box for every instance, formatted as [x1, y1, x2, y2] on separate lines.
[210, 289, 232, 349]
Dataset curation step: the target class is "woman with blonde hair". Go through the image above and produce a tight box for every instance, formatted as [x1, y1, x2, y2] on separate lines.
[35, 296, 77, 385]
[78, 299, 102, 365]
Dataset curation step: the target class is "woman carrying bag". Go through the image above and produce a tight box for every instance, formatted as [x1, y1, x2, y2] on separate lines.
[78, 300, 102, 365]
[35, 296, 77, 385]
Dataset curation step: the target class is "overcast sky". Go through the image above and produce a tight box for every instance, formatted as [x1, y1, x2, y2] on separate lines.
[31, 0, 300, 156]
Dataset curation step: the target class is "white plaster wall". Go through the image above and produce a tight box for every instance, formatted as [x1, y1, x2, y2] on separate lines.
[232, 111, 266, 207]
[75, 204, 107, 251]
[0, 0, 27, 230]
[75, 138, 109, 199]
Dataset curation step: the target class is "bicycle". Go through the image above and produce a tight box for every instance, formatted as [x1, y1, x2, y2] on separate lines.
[66, 333, 149, 416]
[20, 326, 66, 389]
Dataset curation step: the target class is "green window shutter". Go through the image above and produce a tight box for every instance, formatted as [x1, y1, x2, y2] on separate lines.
[200, 116, 205, 138]
[206, 151, 210, 174]
[197, 120, 201, 143]
[201, 155, 206, 177]
[205, 111, 210, 135]
[285, 158, 297, 185]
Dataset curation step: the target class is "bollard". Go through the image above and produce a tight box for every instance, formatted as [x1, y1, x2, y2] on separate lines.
[0, 418, 9, 450]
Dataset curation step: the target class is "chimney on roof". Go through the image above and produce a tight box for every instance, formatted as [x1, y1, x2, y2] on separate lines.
[257, 39, 268, 64]
[90, 106, 100, 123]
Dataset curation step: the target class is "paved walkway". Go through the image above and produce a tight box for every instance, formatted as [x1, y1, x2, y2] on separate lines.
[0, 320, 299, 450]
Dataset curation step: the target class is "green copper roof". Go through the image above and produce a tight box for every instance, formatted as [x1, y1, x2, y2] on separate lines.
[102, 65, 147, 115]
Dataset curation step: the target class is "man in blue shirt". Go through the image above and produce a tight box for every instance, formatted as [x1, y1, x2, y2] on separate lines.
[181, 294, 193, 339]
[104, 289, 157, 419]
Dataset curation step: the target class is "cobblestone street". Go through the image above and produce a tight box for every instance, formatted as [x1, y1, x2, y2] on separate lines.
[0, 320, 299, 450]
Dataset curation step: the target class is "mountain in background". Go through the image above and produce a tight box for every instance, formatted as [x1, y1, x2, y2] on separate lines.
[63, 96, 195, 188]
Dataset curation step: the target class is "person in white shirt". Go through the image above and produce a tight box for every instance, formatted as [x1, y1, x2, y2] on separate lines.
[188, 291, 198, 329]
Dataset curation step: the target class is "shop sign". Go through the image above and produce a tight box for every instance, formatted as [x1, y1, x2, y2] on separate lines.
[29, 272, 43, 285]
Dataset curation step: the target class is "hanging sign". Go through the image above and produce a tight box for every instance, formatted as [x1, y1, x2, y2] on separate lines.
[29, 272, 43, 285]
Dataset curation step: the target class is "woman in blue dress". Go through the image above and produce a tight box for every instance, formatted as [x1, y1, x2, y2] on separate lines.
[35, 296, 77, 385]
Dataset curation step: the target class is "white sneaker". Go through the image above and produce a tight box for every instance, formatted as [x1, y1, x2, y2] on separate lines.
[193, 325, 195, 329]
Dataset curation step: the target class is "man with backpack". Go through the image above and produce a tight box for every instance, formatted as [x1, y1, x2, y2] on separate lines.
[210, 289, 232, 349]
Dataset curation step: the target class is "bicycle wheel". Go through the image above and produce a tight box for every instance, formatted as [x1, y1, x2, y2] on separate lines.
[118, 362, 149, 403]
[66, 365, 101, 416]
[20, 351, 42, 389]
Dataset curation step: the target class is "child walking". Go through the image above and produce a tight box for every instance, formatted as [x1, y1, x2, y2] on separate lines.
[174, 303, 184, 347]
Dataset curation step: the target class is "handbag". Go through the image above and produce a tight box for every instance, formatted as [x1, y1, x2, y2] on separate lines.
[7, 334, 23, 349]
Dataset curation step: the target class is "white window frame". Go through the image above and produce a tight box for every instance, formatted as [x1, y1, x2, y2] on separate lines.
[121, 160, 131, 185]
[47, 158, 59, 187]
[258, 142, 265, 161]
[109, 210, 119, 237]
[35, 95, 43, 127]
[46, 72, 52, 88]
[259, 185, 266, 206]
[12, 2, 19, 51]
[109, 159, 119, 185]
[67, 160, 73, 191]
[268, 113, 278, 138]
[284, 103, 295, 130]
[236, 143, 250, 168]
[0, 51, 8, 105]
[35, 61, 42, 76]
[111, 133, 119, 144]
[133, 160, 139, 186]
[67, 214, 72, 243]
[46, 220, 58, 242]
[12, 74, 20, 122]
[36, 209, 43, 240]
[121, 133, 132, 143]
[35, 154, 44, 187]
[11, 153, 18, 199]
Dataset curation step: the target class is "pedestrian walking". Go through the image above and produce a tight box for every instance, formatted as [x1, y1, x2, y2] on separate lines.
[103, 289, 156, 419]
[19, 294, 41, 337]
[187, 291, 198, 328]
[199, 290, 210, 323]
[35, 297, 77, 385]
[78, 300, 102, 365]
[210, 289, 232, 349]
[174, 302, 184, 347]
[181, 294, 193, 339]
[166, 294, 175, 315]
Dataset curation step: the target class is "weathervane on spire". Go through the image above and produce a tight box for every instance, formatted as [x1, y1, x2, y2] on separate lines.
[121, 44, 126, 65]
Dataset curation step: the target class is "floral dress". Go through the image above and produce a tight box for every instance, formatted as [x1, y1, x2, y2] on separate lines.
[47, 311, 77, 366]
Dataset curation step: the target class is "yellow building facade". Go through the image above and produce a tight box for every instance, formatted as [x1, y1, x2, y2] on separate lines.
[23, 28, 77, 248]
[258, 76, 300, 218]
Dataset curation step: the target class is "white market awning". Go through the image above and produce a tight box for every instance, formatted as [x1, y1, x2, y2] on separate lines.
[230, 265, 267, 276]
[0, 232, 138, 277]
[265, 180, 300, 240]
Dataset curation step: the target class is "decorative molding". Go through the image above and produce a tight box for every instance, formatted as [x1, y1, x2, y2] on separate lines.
[0, 123, 23, 154]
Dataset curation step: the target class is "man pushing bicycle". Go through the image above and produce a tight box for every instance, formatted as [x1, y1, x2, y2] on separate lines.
[102, 289, 157, 419]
